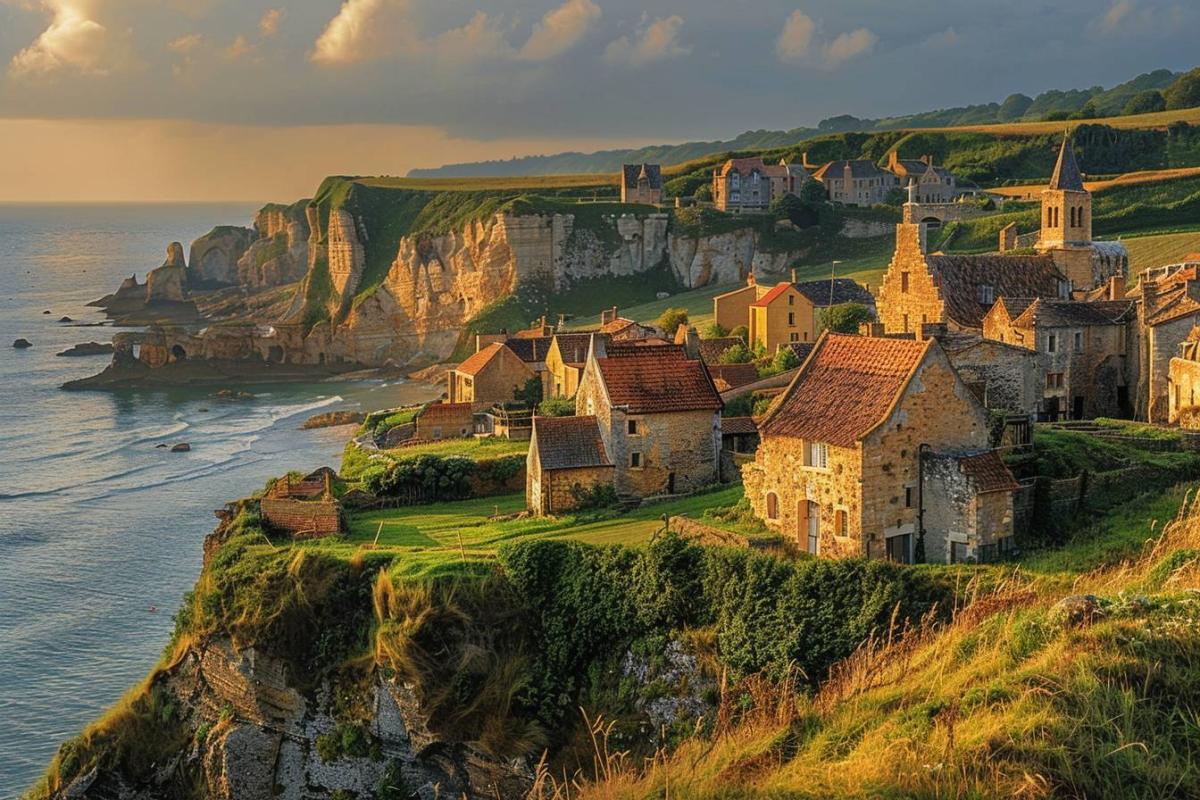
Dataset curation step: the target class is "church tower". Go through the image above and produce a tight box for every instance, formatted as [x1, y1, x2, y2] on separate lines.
[1037, 133, 1095, 289]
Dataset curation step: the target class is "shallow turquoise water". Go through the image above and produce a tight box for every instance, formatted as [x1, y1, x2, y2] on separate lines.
[0, 204, 434, 797]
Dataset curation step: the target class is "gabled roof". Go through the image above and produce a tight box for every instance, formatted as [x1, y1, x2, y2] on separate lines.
[812, 159, 891, 181]
[1145, 283, 1200, 327]
[761, 333, 931, 447]
[698, 337, 744, 363]
[925, 253, 1065, 329]
[622, 163, 663, 190]
[533, 416, 613, 471]
[551, 332, 602, 366]
[750, 282, 792, 307]
[717, 156, 769, 177]
[600, 316, 645, 335]
[958, 451, 1020, 494]
[456, 342, 515, 376]
[1012, 298, 1134, 328]
[792, 278, 875, 308]
[708, 363, 760, 391]
[1048, 135, 1086, 192]
[504, 335, 554, 363]
[721, 416, 759, 436]
[595, 348, 721, 414]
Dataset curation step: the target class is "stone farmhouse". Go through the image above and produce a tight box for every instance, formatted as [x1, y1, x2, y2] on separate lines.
[748, 276, 876, 352]
[414, 402, 475, 440]
[1136, 264, 1200, 422]
[447, 342, 534, 405]
[600, 306, 660, 341]
[527, 415, 615, 515]
[542, 332, 597, 401]
[919, 326, 1044, 417]
[712, 157, 809, 213]
[982, 297, 1136, 421]
[742, 332, 1018, 564]
[527, 336, 723, 512]
[1168, 326, 1200, 427]
[621, 163, 663, 205]
[810, 159, 899, 206]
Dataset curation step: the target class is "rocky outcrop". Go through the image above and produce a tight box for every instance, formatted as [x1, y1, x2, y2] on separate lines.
[669, 228, 797, 287]
[238, 203, 311, 288]
[145, 243, 189, 303]
[190, 226, 256, 287]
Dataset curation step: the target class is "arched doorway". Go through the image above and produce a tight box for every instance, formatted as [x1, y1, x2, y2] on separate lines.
[170, 344, 187, 362]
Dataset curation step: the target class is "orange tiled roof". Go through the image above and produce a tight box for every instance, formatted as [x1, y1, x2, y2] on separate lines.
[720, 416, 759, 436]
[597, 348, 721, 414]
[708, 363, 760, 391]
[750, 282, 792, 307]
[761, 333, 930, 447]
[455, 342, 510, 376]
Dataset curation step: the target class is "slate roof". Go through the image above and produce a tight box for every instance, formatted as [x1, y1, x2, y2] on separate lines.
[504, 335, 554, 363]
[717, 157, 769, 177]
[783, 342, 817, 362]
[925, 253, 1065, 329]
[721, 416, 759, 436]
[812, 159, 891, 181]
[455, 343, 512, 376]
[698, 337, 744, 363]
[551, 332, 601, 366]
[708, 363, 761, 391]
[792, 278, 876, 308]
[596, 348, 721, 414]
[761, 333, 930, 447]
[1145, 284, 1200, 327]
[622, 163, 663, 190]
[1049, 136, 1086, 192]
[958, 451, 1020, 494]
[1011, 298, 1134, 328]
[533, 416, 613, 471]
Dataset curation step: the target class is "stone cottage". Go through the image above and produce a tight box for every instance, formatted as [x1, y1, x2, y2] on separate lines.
[1168, 327, 1200, 427]
[742, 332, 1017, 563]
[885, 152, 959, 203]
[982, 297, 1136, 420]
[447, 342, 535, 405]
[526, 416, 615, 515]
[621, 163, 663, 205]
[414, 402, 475, 440]
[923, 327, 1044, 416]
[574, 335, 723, 498]
[1136, 266, 1200, 422]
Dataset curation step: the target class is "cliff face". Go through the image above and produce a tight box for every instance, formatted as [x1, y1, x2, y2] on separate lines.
[238, 203, 311, 288]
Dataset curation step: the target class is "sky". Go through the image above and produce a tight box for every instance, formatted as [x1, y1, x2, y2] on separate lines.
[0, 0, 1197, 202]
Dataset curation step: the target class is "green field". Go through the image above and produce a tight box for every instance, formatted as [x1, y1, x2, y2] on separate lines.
[1122, 230, 1200, 270]
[325, 485, 748, 578]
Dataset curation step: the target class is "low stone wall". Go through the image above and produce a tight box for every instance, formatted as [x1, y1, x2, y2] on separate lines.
[260, 497, 341, 537]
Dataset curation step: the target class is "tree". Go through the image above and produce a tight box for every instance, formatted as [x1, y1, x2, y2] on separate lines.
[998, 93, 1033, 121]
[758, 347, 801, 377]
[693, 183, 713, 202]
[513, 377, 542, 408]
[718, 342, 754, 364]
[1069, 100, 1100, 120]
[1166, 69, 1200, 111]
[821, 302, 876, 334]
[1123, 89, 1166, 116]
[703, 322, 729, 338]
[537, 396, 575, 417]
[656, 307, 689, 338]
[1042, 110, 1071, 122]
[798, 180, 827, 204]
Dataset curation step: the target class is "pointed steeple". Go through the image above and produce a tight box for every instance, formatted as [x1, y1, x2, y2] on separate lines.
[1048, 132, 1085, 192]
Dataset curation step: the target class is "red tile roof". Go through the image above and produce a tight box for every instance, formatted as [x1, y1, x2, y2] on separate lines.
[761, 333, 930, 447]
[708, 363, 760, 391]
[750, 282, 792, 308]
[720, 416, 759, 436]
[597, 348, 721, 414]
[533, 416, 613, 470]
[455, 342, 510, 376]
[958, 451, 1019, 494]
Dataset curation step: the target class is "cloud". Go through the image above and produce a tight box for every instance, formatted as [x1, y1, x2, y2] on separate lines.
[167, 33, 202, 54]
[1098, 0, 1134, 32]
[823, 27, 876, 67]
[8, 0, 132, 77]
[603, 15, 690, 68]
[433, 11, 513, 62]
[774, 9, 876, 69]
[258, 8, 282, 38]
[310, 0, 415, 66]
[518, 0, 600, 62]
[776, 10, 815, 62]
[224, 34, 259, 63]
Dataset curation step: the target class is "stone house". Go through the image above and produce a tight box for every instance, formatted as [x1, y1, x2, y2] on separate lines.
[712, 275, 769, 332]
[260, 470, 342, 538]
[712, 157, 809, 213]
[541, 332, 597, 401]
[1138, 268, 1200, 422]
[621, 163, 663, 205]
[982, 297, 1136, 420]
[742, 333, 1016, 563]
[1168, 327, 1200, 426]
[447, 342, 535, 405]
[748, 276, 875, 352]
[574, 336, 723, 498]
[811, 159, 899, 206]
[926, 327, 1044, 416]
[885, 153, 959, 203]
[414, 402, 475, 440]
[599, 306, 659, 341]
[526, 416, 615, 515]
[876, 221, 1069, 336]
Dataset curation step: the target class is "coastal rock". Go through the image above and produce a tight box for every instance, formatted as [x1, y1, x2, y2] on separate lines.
[145, 246, 190, 304]
[171, 442, 191, 452]
[237, 202, 311, 288]
[163, 241, 187, 269]
[1050, 594, 1106, 627]
[56, 342, 114, 357]
[13, 338, 32, 348]
[189, 226, 256, 287]
[301, 410, 366, 429]
[58, 316, 73, 323]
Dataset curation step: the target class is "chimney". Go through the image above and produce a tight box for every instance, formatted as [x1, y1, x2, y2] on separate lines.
[920, 154, 931, 166]
[861, 322, 885, 337]
[682, 326, 701, 360]
[921, 321, 948, 340]
[1107, 275, 1123, 301]
[790, 268, 797, 284]
[601, 306, 618, 326]
[557, 312, 568, 328]
[747, 272, 756, 287]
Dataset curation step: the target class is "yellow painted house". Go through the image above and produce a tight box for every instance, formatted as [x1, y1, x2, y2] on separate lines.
[748, 278, 876, 353]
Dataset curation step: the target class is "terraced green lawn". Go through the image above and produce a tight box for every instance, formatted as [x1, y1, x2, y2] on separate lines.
[324, 485, 747, 578]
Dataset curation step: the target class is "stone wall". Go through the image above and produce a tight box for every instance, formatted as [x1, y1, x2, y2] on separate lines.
[943, 338, 1042, 414]
[1147, 315, 1195, 423]
[531, 465, 614, 515]
[1168, 356, 1200, 424]
[876, 223, 945, 335]
[259, 497, 340, 537]
[921, 455, 1014, 563]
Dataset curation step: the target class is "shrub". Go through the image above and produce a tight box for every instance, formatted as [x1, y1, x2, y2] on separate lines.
[758, 347, 800, 378]
[570, 483, 619, 510]
[365, 454, 475, 500]
[537, 396, 575, 417]
[1165, 68, 1200, 110]
[657, 307, 689, 338]
[703, 322, 729, 338]
[718, 342, 755, 364]
[821, 302, 876, 334]
[512, 377, 542, 408]
[798, 180, 827, 204]
[730, 325, 749, 341]
[1123, 89, 1166, 116]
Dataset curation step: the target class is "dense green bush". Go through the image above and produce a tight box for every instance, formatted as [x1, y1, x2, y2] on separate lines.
[822, 302, 876, 334]
[657, 307, 689, 338]
[1123, 90, 1166, 116]
[1165, 68, 1200, 110]
[364, 454, 475, 500]
[537, 396, 576, 417]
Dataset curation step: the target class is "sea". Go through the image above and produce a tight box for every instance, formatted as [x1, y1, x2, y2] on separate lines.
[0, 204, 438, 798]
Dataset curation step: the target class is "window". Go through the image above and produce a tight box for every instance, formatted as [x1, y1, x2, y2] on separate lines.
[978, 284, 994, 305]
[790, 332, 799, 342]
[630, 452, 642, 468]
[904, 486, 914, 508]
[1047, 334, 1057, 353]
[788, 312, 795, 326]
[902, 313, 909, 333]
[835, 509, 847, 537]
[1070, 207, 1076, 227]
[788, 294, 794, 306]
[1074, 331, 1083, 352]
[586, 397, 595, 415]
[627, 419, 639, 435]
[901, 272, 910, 293]
[766, 492, 779, 520]
[1058, 280, 1072, 299]
[1047, 372, 1064, 389]
[807, 441, 829, 469]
